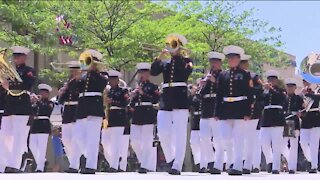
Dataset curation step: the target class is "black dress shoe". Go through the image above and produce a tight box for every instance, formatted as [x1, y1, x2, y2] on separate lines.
[309, 168, 317, 174]
[108, 167, 118, 173]
[209, 168, 221, 174]
[194, 163, 200, 172]
[118, 169, 125, 172]
[36, 170, 43, 173]
[228, 169, 242, 176]
[289, 170, 295, 174]
[252, 168, 260, 173]
[267, 163, 273, 173]
[5, 167, 22, 173]
[272, 170, 280, 174]
[243, 168, 251, 174]
[168, 169, 181, 175]
[80, 168, 95, 174]
[65, 168, 79, 173]
[138, 168, 147, 174]
[207, 162, 214, 170]
[199, 167, 207, 173]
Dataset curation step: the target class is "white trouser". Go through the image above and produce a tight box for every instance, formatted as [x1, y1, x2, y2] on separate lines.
[260, 127, 284, 171]
[130, 124, 154, 170]
[199, 118, 219, 168]
[101, 127, 124, 169]
[243, 119, 259, 170]
[73, 116, 102, 170]
[282, 130, 299, 171]
[300, 127, 320, 169]
[190, 130, 200, 165]
[1, 115, 29, 169]
[23, 126, 30, 153]
[29, 134, 49, 171]
[157, 110, 175, 163]
[119, 134, 130, 171]
[62, 123, 79, 169]
[214, 120, 244, 171]
[253, 130, 262, 169]
[0, 126, 7, 172]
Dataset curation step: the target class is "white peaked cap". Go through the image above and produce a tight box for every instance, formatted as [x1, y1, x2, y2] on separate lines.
[38, 84, 52, 92]
[166, 33, 188, 46]
[207, 51, 225, 60]
[223, 45, 245, 56]
[84, 49, 103, 60]
[136, 62, 151, 70]
[107, 70, 122, 78]
[11, 46, 31, 55]
[241, 54, 251, 61]
[285, 78, 297, 85]
[265, 70, 280, 78]
[67, 61, 80, 68]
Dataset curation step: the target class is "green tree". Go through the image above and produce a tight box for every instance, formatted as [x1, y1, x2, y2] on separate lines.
[0, 1, 61, 74]
[161, 0, 288, 74]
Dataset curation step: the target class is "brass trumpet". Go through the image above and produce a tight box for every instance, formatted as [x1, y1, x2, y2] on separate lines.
[78, 51, 105, 71]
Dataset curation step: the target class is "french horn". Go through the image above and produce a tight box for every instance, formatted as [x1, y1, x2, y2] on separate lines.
[0, 49, 25, 96]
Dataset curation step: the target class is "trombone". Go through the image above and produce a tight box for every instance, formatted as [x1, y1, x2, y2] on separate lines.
[140, 38, 191, 60]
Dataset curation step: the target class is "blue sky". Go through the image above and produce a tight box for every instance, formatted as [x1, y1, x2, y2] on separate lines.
[229, 1, 320, 61]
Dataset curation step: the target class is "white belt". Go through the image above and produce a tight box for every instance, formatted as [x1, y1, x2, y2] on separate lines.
[135, 102, 153, 106]
[203, 93, 216, 98]
[308, 108, 320, 112]
[264, 105, 283, 110]
[194, 111, 201, 115]
[110, 106, 125, 110]
[162, 82, 187, 88]
[223, 96, 247, 102]
[64, 101, 78, 106]
[0, 110, 3, 114]
[79, 92, 102, 98]
[35, 116, 50, 120]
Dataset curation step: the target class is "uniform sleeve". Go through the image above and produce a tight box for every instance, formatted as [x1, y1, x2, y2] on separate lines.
[58, 88, 69, 104]
[215, 73, 224, 119]
[244, 72, 252, 117]
[129, 93, 137, 108]
[183, 58, 193, 78]
[49, 101, 55, 115]
[9, 67, 36, 91]
[120, 89, 130, 107]
[151, 84, 160, 104]
[22, 67, 36, 90]
[150, 60, 164, 76]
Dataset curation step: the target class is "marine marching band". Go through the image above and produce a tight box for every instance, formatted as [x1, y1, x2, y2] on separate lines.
[0, 34, 320, 175]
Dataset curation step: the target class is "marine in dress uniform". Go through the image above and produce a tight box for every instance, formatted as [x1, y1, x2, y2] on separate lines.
[213, 45, 251, 175]
[198, 52, 224, 173]
[281, 79, 303, 174]
[239, 54, 264, 174]
[129, 63, 160, 174]
[73, 50, 108, 174]
[58, 61, 81, 173]
[1, 46, 36, 173]
[260, 70, 286, 174]
[29, 84, 54, 172]
[151, 34, 193, 175]
[189, 81, 201, 172]
[299, 79, 320, 174]
[100, 70, 129, 173]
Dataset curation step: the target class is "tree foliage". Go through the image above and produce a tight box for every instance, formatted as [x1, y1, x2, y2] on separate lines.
[0, 0, 289, 84]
